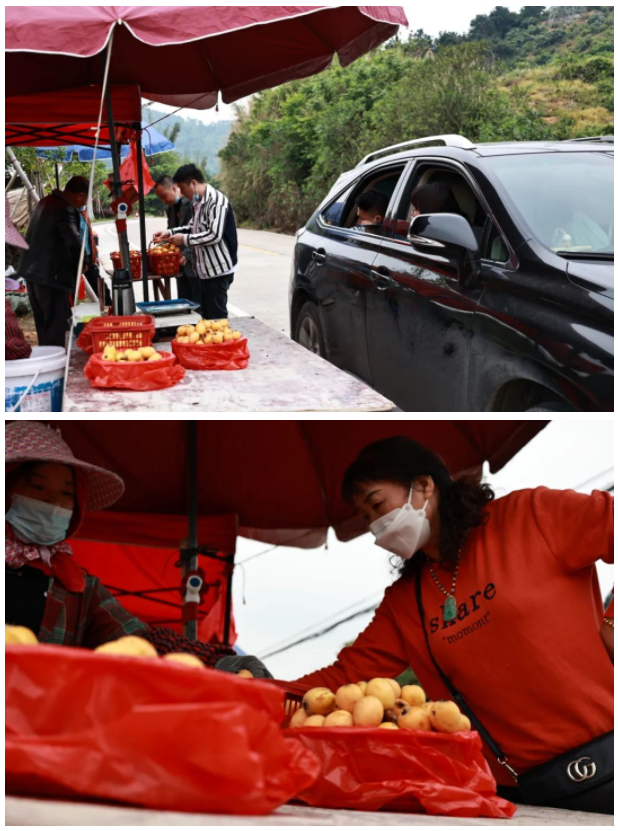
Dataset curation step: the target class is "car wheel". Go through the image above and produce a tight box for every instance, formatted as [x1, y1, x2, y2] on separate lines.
[526, 403, 576, 412]
[295, 301, 326, 358]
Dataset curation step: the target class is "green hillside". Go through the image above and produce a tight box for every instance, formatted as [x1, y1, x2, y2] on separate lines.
[142, 108, 232, 175]
[218, 6, 614, 232]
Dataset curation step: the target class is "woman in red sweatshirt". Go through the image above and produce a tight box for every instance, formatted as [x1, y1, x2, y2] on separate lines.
[296, 437, 613, 814]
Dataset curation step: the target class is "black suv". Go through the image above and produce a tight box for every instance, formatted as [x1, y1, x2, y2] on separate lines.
[290, 135, 613, 411]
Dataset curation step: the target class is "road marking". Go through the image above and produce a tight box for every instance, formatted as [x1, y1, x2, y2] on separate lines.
[239, 244, 280, 256]
[228, 303, 252, 318]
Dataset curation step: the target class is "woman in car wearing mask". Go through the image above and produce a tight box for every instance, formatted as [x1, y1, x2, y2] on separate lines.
[5, 421, 270, 678]
[295, 437, 614, 814]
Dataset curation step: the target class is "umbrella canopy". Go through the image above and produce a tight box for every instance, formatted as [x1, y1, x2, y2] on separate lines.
[5, 85, 142, 148]
[33, 121, 175, 161]
[42, 420, 548, 548]
[6, 6, 408, 108]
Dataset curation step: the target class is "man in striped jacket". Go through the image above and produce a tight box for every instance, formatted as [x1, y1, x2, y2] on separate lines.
[155, 164, 238, 318]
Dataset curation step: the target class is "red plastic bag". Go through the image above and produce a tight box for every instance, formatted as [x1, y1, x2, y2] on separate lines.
[84, 351, 185, 391]
[104, 139, 155, 214]
[6, 645, 320, 815]
[76, 325, 96, 354]
[172, 337, 250, 371]
[285, 727, 516, 818]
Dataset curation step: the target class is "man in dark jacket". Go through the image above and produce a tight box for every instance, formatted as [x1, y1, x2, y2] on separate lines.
[19, 176, 88, 347]
[154, 175, 201, 309]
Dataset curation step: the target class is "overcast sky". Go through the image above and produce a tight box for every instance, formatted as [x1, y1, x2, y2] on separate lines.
[232, 421, 614, 680]
[146, 2, 528, 126]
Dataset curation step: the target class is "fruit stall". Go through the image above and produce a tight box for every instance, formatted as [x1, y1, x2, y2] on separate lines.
[6, 420, 607, 824]
[9, 420, 583, 827]
[62, 312, 398, 412]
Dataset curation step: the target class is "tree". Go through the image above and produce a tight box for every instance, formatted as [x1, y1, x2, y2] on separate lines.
[6, 148, 109, 216]
[142, 150, 183, 216]
[436, 31, 465, 47]
[520, 6, 547, 20]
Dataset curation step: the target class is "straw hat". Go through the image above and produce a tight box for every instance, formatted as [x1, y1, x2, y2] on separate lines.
[5, 195, 29, 249]
[5, 421, 124, 511]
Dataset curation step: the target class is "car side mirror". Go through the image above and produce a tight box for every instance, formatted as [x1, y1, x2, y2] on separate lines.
[408, 213, 479, 256]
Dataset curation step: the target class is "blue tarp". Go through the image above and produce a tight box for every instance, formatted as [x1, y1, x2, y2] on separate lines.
[35, 121, 174, 161]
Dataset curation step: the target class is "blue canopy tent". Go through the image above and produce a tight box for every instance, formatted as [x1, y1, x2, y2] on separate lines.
[35, 120, 174, 161]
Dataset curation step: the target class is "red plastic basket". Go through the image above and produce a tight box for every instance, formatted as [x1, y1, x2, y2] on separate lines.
[147, 243, 182, 276]
[87, 315, 156, 353]
[267, 679, 310, 726]
[110, 251, 142, 280]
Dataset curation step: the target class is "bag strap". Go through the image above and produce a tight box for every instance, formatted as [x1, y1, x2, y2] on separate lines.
[415, 569, 519, 782]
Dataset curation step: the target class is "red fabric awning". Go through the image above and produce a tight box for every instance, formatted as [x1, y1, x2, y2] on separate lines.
[43, 420, 548, 547]
[5, 6, 408, 108]
[5, 85, 142, 147]
[71, 513, 238, 642]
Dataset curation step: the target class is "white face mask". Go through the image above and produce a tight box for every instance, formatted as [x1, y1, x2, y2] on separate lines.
[369, 487, 431, 561]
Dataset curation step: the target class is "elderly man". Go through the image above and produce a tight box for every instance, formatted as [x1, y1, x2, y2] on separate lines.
[19, 176, 88, 347]
[153, 174, 201, 309]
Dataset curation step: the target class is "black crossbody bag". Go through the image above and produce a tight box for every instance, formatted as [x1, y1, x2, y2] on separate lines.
[415, 574, 614, 805]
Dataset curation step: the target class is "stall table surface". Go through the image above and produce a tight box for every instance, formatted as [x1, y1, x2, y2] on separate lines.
[63, 315, 396, 412]
[5, 796, 612, 826]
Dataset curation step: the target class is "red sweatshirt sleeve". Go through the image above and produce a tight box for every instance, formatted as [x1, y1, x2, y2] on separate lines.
[530, 488, 613, 572]
[294, 585, 409, 689]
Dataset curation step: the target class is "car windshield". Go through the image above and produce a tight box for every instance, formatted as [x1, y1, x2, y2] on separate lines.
[485, 152, 614, 256]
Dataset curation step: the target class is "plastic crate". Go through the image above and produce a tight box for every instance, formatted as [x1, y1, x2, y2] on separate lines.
[147, 243, 182, 276]
[110, 251, 142, 280]
[267, 679, 310, 726]
[87, 315, 156, 353]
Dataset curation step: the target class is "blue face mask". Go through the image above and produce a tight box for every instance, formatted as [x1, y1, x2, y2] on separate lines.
[192, 190, 201, 203]
[174, 195, 181, 204]
[6, 494, 73, 546]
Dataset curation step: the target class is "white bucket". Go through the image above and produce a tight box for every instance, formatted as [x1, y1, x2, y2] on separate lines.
[5, 346, 67, 412]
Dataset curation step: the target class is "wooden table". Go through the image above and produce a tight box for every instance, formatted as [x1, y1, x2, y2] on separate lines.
[105, 269, 174, 301]
[145, 272, 174, 301]
[63, 315, 396, 412]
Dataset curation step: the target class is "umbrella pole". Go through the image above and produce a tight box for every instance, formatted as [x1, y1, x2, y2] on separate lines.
[184, 421, 199, 640]
[223, 551, 235, 646]
[102, 82, 131, 272]
[134, 127, 150, 302]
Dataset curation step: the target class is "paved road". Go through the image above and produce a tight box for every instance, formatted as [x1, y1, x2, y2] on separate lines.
[96, 218, 295, 334]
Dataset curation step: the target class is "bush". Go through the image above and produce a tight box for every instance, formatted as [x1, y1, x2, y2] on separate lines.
[556, 55, 614, 82]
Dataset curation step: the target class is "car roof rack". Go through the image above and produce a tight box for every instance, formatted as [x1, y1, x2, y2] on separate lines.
[563, 135, 614, 144]
[357, 135, 476, 167]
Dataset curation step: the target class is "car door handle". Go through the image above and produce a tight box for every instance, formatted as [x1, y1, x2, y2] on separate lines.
[312, 250, 327, 265]
[370, 268, 392, 289]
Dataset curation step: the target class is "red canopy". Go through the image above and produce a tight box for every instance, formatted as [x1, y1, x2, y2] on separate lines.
[5, 85, 142, 147]
[47, 420, 547, 548]
[10, 419, 546, 645]
[5, 6, 408, 108]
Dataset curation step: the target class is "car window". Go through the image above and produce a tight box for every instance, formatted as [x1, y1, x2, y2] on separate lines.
[320, 184, 355, 227]
[485, 224, 509, 263]
[320, 166, 406, 234]
[485, 153, 613, 255]
[392, 163, 486, 244]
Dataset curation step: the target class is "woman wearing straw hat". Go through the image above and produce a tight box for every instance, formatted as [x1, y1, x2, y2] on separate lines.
[5, 421, 270, 677]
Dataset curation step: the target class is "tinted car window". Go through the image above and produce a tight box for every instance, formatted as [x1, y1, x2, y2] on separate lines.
[486, 224, 509, 262]
[486, 153, 614, 255]
[342, 167, 406, 230]
[321, 184, 355, 227]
